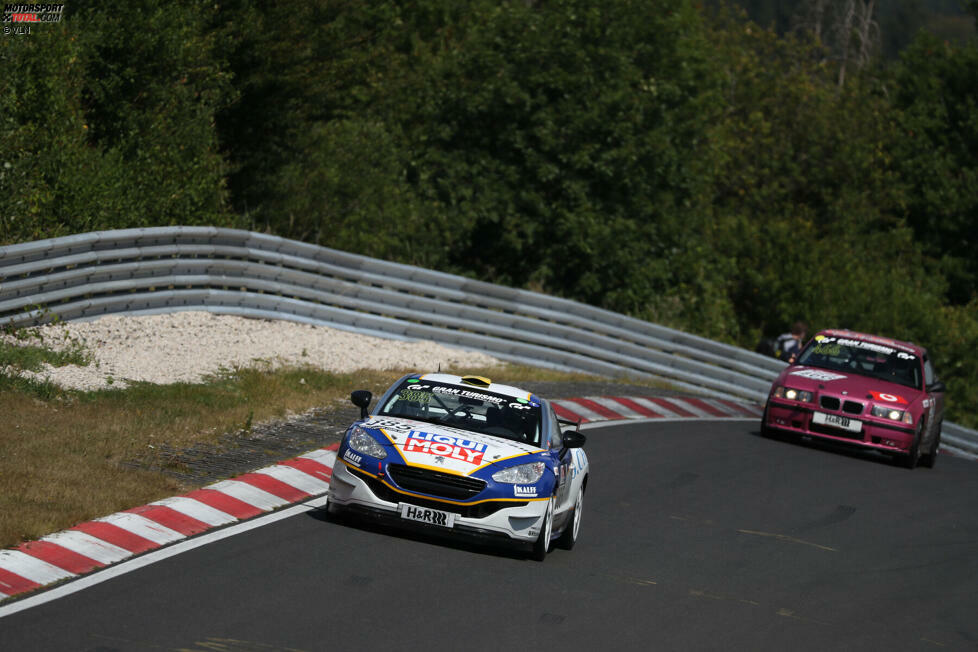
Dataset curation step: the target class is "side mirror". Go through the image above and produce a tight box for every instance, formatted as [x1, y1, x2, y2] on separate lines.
[351, 390, 373, 419]
[561, 430, 586, 449]
[926, 380, 946, 394]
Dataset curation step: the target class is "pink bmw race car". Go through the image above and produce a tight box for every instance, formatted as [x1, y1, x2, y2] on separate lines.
[762, 329, 946, 468]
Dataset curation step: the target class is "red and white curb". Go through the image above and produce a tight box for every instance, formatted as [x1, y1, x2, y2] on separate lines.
[0, 395, 762, 603]
[551, 395, 763, 424]
[0, 446, 338, 603]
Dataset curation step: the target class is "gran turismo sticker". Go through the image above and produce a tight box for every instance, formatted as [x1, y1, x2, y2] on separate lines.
[816, 335, 917, 359]
[789, 369, 848, 382]
[432, 385, 506, 404]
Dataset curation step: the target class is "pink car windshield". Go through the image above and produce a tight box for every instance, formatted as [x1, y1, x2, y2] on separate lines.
[796, 335, 922, 390]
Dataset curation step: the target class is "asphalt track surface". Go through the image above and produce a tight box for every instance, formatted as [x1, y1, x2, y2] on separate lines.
[3, 419, 978, 651]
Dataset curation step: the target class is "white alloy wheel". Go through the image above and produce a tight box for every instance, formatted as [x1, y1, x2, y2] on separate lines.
[557, 487, 584, 550]
[532, 497, 554, 561]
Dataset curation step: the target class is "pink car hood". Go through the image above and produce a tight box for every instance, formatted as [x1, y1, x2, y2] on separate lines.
[778, 365, 924, 408]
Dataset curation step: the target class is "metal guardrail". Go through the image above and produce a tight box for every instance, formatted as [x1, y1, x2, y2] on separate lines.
[1, 226, 975, 459]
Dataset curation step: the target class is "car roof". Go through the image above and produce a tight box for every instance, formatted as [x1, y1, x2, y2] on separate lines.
[412, 373, 541, 403]
[814, 329, 926, 357]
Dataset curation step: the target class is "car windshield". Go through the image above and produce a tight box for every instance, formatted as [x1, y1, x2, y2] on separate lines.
[796, 336, 922, 389]
[378, 379, 542, 446]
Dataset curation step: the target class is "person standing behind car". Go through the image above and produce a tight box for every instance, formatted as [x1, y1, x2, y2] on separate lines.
[775, 321, 807, 364]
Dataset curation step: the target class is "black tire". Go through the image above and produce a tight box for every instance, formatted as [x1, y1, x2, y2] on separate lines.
[323, 497, 346, 523]
[556, 487, 584, 551]
[760, 403, 791, 442]
[901, 424, 922, 469]
[920, 421, 942, 469]
[760, 404, 772, 438]
[531, 498, 554, 561]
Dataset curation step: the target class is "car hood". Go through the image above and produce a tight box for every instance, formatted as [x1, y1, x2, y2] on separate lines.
[779, 366, 923, 406]
[359, 416, 544, 476]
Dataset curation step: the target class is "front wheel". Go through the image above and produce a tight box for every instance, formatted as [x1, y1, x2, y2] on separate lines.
[900, 424, 923, 470]
[531, 497, 554, 561]
[920, 420, 942, 469]
[760, 405, 770, 438]
[556, 487, 584, 550]
[323, 496, 347, 523]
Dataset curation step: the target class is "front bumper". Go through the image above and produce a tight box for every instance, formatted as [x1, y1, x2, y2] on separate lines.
[327, 461, 549, 543]
[765, 399, 915, 453]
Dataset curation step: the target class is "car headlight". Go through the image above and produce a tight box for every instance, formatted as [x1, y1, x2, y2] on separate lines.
[347, 426, 387, 459]
[773, 386, 813, 403]
[492, 461, 546, 484]
[871, 405, 913, 425]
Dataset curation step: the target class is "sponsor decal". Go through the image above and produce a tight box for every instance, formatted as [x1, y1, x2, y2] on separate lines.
[815, 335, 916, 359]
[432, 385, 507, 404]
[396, 388, 432, 404]
[871, 391, 908, 405]
[402, 504, 451, 526]
[365, 418, 414, 433]
[789, 369, 848, 382]
[514, 485, 537, 497]
[343, 449, 363, 467]
[403, 430, 487, 465]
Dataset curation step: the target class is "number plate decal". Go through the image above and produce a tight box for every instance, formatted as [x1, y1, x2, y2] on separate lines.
[399, 503, 456, 528]
[812, 411, 863, 433]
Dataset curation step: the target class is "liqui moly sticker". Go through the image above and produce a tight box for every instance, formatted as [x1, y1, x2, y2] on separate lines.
[789, 369, 848, 382]
[403, 430, 487, 465]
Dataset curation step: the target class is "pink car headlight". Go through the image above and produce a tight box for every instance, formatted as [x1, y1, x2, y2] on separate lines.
[773, 386, 813, 403]
[870, 405, 914, 425]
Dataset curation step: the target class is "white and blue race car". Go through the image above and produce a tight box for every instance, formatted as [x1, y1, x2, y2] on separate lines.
[326, 373, 589, 560]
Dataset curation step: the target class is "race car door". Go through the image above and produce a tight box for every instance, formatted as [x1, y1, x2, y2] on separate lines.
[547, 406, 575, 523]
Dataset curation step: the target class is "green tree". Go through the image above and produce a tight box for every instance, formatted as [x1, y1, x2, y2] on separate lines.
[388, 0, 726, 319]
[0, 0, 236, 244]
[0, 20, 90, 242]
[889, 32, 978, 305]
[705, 12, 944, 339]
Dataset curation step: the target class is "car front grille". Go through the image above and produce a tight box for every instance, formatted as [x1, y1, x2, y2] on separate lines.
[842, 400, 864, 415]
[820, 396, 840, 410]
[347, 466, 520, 518]
[819, 396, 864, 415]
[387, 464, 486, 500]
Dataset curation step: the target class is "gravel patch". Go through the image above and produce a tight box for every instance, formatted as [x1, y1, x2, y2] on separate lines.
[4, 311, 501, 391]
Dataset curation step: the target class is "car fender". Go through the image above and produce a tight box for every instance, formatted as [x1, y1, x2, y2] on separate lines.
[557, 448, 588, 516]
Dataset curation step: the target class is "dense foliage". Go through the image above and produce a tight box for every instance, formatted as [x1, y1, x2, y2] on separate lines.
[1, 1, 976, 426]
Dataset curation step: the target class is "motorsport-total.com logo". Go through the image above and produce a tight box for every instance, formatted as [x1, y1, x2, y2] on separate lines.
[2, 3, 64, 35]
